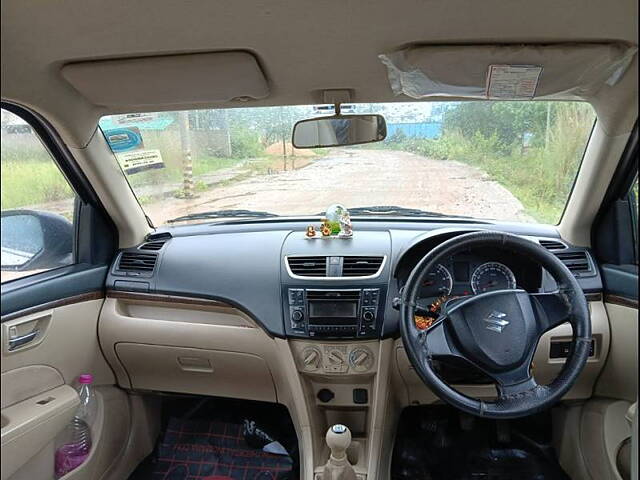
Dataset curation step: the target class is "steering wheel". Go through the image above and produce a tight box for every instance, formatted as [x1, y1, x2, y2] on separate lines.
[400, 231, 591, 419]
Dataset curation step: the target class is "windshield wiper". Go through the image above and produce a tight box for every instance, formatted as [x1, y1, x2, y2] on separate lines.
[325, 206, 470, 218]
[166, 209, 278, 224]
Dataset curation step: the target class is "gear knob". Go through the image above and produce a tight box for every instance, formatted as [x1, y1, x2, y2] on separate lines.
[326, 424, 351, 460]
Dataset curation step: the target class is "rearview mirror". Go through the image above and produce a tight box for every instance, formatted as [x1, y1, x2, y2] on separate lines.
[292, 114, 386, 148]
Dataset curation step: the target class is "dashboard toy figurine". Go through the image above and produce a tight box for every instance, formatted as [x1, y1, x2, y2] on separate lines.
[338, 210, 353, 238]
[306, 225, 317, 238]
[321, 224, 332, 236]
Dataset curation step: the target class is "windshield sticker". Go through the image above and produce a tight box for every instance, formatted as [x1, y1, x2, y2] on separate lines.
[116, 149, 164, 175]
[104, 127, 165, 174]
[486, 65, 543, 99]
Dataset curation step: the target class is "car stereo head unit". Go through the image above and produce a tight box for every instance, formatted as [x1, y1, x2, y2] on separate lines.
[284, 288, 384, 338]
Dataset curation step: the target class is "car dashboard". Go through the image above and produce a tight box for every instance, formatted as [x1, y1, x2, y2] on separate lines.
[98, 218, 608, 415]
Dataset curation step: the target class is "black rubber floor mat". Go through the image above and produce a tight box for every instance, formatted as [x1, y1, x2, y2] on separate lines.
[152, 417, 294, 480]
[392, 406, 570, 480]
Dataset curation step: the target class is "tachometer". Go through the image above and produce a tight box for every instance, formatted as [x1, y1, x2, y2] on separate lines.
[471, 262, 516, 294]
[420, 264, 453, 297]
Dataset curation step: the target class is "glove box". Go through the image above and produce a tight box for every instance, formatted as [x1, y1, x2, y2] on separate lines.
[115, 343, 276, 402]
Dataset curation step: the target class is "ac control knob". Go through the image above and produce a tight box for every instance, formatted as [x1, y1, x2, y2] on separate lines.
[363, 310, 375, 321]
[349, 347, 374, 372]
[301, 346, 322, 371]
[292, 310, 304, 322]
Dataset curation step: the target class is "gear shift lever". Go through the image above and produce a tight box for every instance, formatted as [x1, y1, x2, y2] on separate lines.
[321, 424, 356, 480]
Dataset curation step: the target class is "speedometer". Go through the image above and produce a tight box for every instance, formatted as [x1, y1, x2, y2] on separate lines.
[471, 262, 517, 294]
[420, 264, 453, 297]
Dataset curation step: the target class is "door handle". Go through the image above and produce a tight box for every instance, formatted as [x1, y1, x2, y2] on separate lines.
[8, 329, 39, 351]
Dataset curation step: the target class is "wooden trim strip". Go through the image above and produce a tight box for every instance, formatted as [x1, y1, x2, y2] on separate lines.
[585, 292, 603, 302]
[106, 290, 232, 309]
[1, 291, 104, 323]
[604, 294, 639, 309]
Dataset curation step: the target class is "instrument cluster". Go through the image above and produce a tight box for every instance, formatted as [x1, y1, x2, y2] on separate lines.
[397, 246, 543, 321]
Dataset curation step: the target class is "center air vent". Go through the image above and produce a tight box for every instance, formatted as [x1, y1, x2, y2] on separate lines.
[117, 252, 158, 273]
[287, 256, 327, 277]
[539, 239, 567, 251]
[554, 251, 593, 276]
[342, 256, 385, 277]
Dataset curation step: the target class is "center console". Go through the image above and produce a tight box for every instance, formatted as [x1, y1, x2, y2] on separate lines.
[283, 287, 387, 339]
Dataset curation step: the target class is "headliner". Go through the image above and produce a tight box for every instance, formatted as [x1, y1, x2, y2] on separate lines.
[1, 0, 638, 146]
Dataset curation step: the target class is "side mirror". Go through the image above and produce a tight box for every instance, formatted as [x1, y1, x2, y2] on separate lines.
[1, 210, 73, 272]
[292, 114, 387, 148]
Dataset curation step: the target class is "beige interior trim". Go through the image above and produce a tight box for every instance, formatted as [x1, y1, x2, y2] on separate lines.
[1, 385, 79, 480]
[0, 365, 64, 410]
[101, 393, 161, 480]
[1, 299, 115, 387]
[68, 131, 151, 247]
[0, 291, 103, 323]
[596, 302, 639, 403]
[580, 399, 632, 480]
[61, 51, 269, 108]
[559, 122, 631, 246]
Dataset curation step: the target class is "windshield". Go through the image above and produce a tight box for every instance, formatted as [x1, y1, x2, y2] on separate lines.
[99, 102, 595, 226]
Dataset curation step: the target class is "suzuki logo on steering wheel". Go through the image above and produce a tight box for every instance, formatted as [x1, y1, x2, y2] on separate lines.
[484, 311, 510, 333]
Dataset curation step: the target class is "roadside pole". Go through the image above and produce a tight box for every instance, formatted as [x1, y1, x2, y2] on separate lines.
[179, 111, 194, 198]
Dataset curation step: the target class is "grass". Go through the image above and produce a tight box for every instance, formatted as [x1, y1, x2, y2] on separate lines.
[1, 159, 74, 209]
[378, 106, 595, 223]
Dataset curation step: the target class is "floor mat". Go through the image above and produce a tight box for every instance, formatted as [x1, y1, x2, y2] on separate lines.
[152, 417, 294, 480]
[391, 405, 570, 480]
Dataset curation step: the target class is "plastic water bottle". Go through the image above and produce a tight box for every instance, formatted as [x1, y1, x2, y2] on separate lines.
[54, 374, 96, 478]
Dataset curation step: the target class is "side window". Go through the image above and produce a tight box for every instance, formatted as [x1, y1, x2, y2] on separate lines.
[1, 108, 77, 283]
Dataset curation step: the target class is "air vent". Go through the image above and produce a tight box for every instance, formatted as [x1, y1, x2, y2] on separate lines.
[554, 251, 592, 275]
[287, 256, 327, 277]
[139, 240, 166, 251]
[342, 256, 384, 277]
[539, 239, 567, 251]
[117, 252, 158, 272]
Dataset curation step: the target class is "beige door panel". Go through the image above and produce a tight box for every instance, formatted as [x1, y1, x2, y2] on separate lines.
[1, 300, 115, 386]
[0, 298, 128, 480]
[596, 302, 638, 402]
[1, 365, 64, 410]
[1, 385, 79, 480]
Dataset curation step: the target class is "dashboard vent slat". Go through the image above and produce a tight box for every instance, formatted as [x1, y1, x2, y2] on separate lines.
[139, 240, 166, 251]
[342, 256, 384, 277]
[539, 239, 567, 251]
[287, 256, 327, 277]
[554, 251, 592, 275]
[117, 252, 158, 272]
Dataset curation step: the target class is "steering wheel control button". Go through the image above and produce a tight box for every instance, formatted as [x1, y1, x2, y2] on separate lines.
[317, 389, 335, 403]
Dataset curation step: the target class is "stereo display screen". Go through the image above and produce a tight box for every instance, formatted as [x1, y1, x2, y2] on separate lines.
[309, 301, 358, 319]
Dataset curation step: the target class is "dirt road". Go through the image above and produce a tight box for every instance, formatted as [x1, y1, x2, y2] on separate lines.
[144, 150, 532, 225]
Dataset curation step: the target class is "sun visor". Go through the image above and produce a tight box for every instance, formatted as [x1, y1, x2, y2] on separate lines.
[379, 43, 636, 100]
[61, 51, 270, 107]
